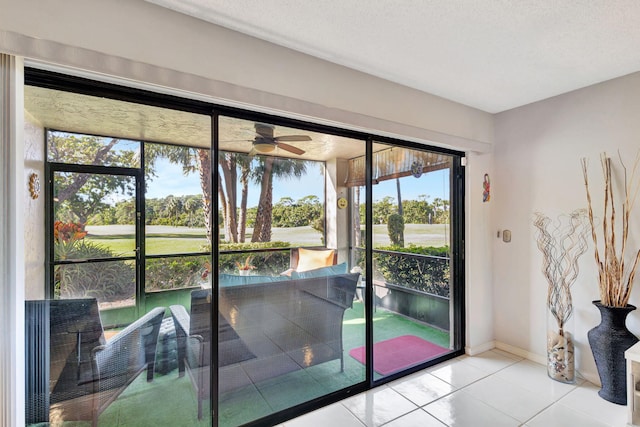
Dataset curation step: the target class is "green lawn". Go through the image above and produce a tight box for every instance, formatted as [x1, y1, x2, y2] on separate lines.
[87, 236, 209, 256]
[85, 224, 449, 255]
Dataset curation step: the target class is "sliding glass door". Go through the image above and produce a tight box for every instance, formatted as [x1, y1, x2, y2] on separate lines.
[366, 144, 456, 380]
[215, 115, 367, 426]
[27, 69, 464, 427]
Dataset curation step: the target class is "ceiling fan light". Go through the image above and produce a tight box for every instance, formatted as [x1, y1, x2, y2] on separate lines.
[254, 142, 276, 153]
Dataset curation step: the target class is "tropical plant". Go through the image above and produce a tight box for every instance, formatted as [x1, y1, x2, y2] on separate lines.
[582, 153, 640, 307]
[55, 243, 134, 302]
[235, 255, 256, 271]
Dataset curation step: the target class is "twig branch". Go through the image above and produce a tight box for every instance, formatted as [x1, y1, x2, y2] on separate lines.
[582, 152, 640, 307]
[534, 210, 590, 332]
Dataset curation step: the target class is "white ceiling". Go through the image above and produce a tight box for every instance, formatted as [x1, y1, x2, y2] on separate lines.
[145, 0, 640, 113]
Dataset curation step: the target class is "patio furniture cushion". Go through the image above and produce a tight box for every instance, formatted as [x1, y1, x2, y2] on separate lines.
[291, 262, 348, 279]
[292, 248, 337, 272]
[219, 273, 290, 287]
[155, 317, 177, 375]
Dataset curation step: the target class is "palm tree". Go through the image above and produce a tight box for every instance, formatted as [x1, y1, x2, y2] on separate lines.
[146, 145, 213, 245]
[251, 156, 309, 242]
[183, 197, 199, 227]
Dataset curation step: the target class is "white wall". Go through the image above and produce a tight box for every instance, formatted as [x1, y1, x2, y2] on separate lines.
[24, 112, 45, 300]
[493, 71, 640, 383]
[465, 151, 496, 354]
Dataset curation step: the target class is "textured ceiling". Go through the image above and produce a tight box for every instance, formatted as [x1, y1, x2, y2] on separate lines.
[145, 0, 640, 113]
[24, 86, 371, 160]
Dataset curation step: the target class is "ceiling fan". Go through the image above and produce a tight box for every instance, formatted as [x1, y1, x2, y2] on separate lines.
[249, 123, 310, 155]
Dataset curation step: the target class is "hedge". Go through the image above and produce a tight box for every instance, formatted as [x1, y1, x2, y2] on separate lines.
[354, 245, 450, 297]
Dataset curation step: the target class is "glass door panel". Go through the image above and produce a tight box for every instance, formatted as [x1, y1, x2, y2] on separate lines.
[370, 144, 454, 380]
[53, 171, 137, 307]
[143, 142, 211, 295]
[216, 116, 366, 426]
[35, 87, 217, 427]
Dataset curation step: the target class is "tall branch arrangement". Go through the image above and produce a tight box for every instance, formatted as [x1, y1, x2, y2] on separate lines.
[581, 153, 640, 307]
[534, 210, 590, 334]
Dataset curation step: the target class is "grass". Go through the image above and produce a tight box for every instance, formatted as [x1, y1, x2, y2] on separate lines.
[87, 237, 208, 256]
[85, 224, 449, 255]
[372, 223, 449, 247]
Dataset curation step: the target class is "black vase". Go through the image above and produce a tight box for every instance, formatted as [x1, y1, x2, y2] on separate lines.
[587, 300, 638, 405]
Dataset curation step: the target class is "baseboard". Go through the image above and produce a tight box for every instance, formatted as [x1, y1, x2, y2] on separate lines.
[494, 341, 546, 365]
[465, 340, 496, 356]
[469, 341, 602, 387]
[577, 370, 600, 386]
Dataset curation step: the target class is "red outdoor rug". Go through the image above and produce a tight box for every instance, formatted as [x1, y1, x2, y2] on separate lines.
[349, 335, 449, 375]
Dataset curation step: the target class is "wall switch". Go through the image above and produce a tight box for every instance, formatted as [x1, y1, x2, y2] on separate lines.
[503, 230, 512, 243]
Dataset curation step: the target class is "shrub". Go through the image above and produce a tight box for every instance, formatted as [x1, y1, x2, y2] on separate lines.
[54, 240, 135, 302]
[218, 241, 291, 275]
[374, 245, 450, 297]
[145, 255, 208, 291]
[353, 245, 450, 297]
[387, 213, 405, 246]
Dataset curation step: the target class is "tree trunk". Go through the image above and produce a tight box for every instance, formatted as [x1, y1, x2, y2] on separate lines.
[396, 177, 403, 216]
[196, 149, 213, 246]
[238, 160, 250, 242]
[396, 177, 405, 246]
[219, 154, 238, 243]
[252, 157, 274, 242]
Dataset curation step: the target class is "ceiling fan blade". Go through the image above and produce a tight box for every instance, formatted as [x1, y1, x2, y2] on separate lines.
[274, 135, 312, 142]
[277, 142, 306, 155]
[247, 147, 259, 156]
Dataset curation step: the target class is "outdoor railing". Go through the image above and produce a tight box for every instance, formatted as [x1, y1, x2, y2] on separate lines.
[145, 246, 450, 300]
[353, 247, 450, 298]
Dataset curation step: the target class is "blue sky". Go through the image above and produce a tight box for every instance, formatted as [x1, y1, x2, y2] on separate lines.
[145, 157, 450, 206]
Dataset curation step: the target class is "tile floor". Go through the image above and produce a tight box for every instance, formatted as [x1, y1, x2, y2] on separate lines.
[279, 349, 629, 427]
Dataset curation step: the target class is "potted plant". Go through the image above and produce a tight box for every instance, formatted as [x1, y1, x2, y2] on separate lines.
[235, 255, 256, 276]
[582, 153, 640, 404]
[533, 210, 590, 383]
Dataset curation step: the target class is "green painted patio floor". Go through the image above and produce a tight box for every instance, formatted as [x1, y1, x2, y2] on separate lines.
[40, 302, 450, 427]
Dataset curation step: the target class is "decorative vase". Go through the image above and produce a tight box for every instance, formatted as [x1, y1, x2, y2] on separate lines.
[588, 300, 639, 405]
[547, 309, 575, 383]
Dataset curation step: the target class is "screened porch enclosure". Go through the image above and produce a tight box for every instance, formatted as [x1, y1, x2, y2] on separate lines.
[24, 72, 463, 427]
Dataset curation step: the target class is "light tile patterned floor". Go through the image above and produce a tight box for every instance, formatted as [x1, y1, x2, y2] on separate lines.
[281, 349, 629, 427]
